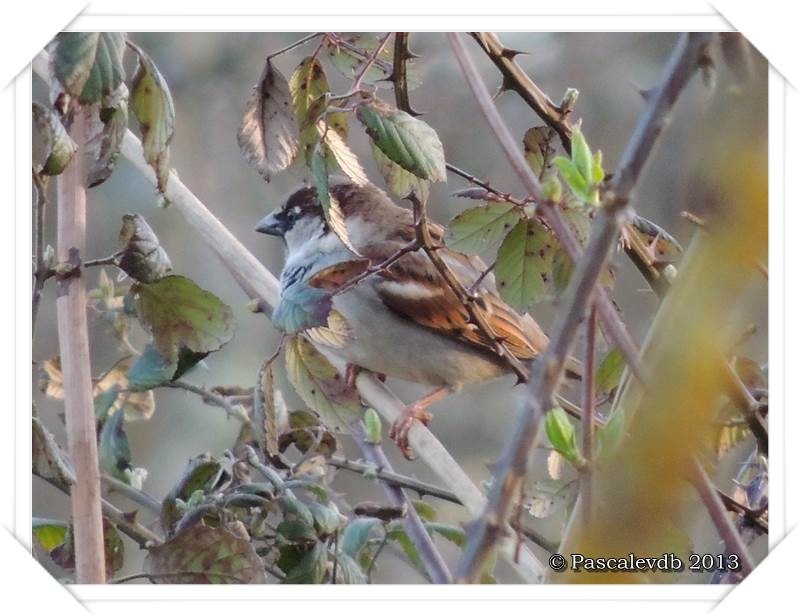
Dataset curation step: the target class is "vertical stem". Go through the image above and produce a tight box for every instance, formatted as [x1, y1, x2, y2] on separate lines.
[354, 428, 452, 584]
[580, 304, 597, 522]
[55, 110, 106, 583]
[32, 172, 48, 340]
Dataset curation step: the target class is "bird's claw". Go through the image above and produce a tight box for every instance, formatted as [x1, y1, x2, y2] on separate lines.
[389, 406, 433, 460]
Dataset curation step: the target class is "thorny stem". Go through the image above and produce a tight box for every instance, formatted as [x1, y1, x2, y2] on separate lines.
[580, 305, 597, 523]
[354, 428, 453, 584]
[408, 192, 531, 382]
[688, 458, 755, 577]
[450, 31, 711, 583]
[390, 32, 423, 116]
[469, 32, 574, 152]
[331, 240, 419, 296]
[37, 472, 162, 549]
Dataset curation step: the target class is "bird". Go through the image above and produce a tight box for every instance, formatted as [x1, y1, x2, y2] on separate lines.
[256, 178, 579, 458]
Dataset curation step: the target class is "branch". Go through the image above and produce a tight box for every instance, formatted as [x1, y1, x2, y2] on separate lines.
[162, 380, 250, 423]
[580, 305, 597, 522]
[36, 472, 162, 550]
[102, 474, 162, 515]
[54, 109, 106, 583]
[447, 32, 649, 386]
[469, 33, 573, 152]
[449, 31, 711, 582]
[353, 427, 452, 584]
[390, 32, 423, 116]
[688, 459, 755, 577]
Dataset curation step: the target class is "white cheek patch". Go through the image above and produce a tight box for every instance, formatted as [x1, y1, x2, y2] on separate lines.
[380, 280, 440, 300]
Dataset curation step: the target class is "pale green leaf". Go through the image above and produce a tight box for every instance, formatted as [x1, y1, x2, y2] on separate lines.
[445, 203, 521, 256]
[495, 219, 555, 312]
[50, 32, 126, 104]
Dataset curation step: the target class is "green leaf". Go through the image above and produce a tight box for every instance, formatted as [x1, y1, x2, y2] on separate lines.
[357, 100, 446, 182]
[371, 142, 430, 201]
[282, 541, 327, 584]
[160, 455, 222, 533]
[411, 500, 437, 522]
[308, 502, 346, 536]
[341, 517, 383, 558]
[285, 336, 361, 432]
[289, 57, 347, 162]
[553, 156, 590, 202]
[86, 89, 129, 187]
[47, 519, 125, 576]
[98, 409, 132, 483]
[571, 126, 593, 184]
[596, 348, 625, 395]
[278, 493, 315, 528]
[526, 479, 579, 519]
[50, 32, 126, 105]
[495, 219, 555, 312]
[386, 524, 425, 575]
[552, 207, 591, 293]
[32, 103, 77, 176]
[592, 149, 605, 184]
[272, 282, 333, 335]
[94, 384, 120, 425]
[277, 520, 318, 543]
[595, 408, 626, 459]
[544, 407, 583, 467]
[523, 126, 556, 180]
[126, 344, 176, 391]
[32, 518, 69, 552]
[134, 275, 234, 362]
[237, 58, 299, 181]
[363, 408, 382, 444]
[146, 524, 267, 583]
[445, 203, 521, 256]
[117, 213, 172, 283]
[424, 522, 466, 548]
[333, 552, 368, 584]
[128, 42, 175, 193]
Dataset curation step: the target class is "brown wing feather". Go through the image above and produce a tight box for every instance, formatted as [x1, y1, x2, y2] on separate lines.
[360, 238, 545, 361]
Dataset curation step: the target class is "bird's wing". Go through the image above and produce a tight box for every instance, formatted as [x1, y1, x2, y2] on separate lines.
[358, 219, 549, 361]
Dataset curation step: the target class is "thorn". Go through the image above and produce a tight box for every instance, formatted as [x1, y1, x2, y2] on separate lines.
[500, 47, 527, 59]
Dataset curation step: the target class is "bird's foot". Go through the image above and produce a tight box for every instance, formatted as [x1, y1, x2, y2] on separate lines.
[388, 385, 454, 459]
[344, 364, 386, 391]
[389, 404, 434, 460]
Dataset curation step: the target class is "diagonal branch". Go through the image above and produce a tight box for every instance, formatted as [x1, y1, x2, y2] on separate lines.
[469, 32, 574, 152]
[449, 31, 711, 582]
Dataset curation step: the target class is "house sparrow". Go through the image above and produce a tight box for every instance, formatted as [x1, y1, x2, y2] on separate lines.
[257, 179, 579, 457]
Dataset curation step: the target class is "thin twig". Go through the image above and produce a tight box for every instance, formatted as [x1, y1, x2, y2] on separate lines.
[408, 191, 531, 383]
[331, 241, 419, 297]
[688, 458, 755, 577]
[163, 380, 249, 423]
[450, 31, 711, 583]
[37, 472, 162, 549]
[328, 456, 459, 504]
[102, 473, 162, 515]
[266, 32, 324, 61]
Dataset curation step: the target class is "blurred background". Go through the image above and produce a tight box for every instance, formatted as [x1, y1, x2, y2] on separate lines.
[32, 32, 768, 582]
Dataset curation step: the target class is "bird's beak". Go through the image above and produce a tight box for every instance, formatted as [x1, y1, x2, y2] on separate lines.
[255, 211, 287, 237]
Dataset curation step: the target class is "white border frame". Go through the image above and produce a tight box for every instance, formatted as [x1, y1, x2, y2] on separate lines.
[4, 6, 791, 612]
